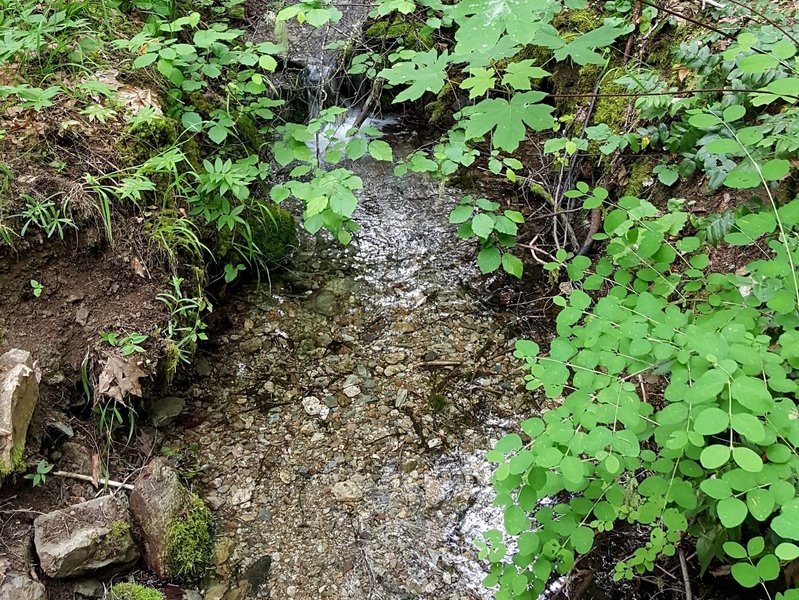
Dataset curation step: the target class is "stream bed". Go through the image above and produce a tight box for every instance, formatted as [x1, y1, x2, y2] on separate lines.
[167, 139, 531, 599]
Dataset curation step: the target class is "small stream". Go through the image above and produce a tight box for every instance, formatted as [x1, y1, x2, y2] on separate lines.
[166, 122, 532, 599]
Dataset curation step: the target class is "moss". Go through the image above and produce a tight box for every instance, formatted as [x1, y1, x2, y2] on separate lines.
[591, 78, 631, 130]
[1, 438, 26, 478]
[109, 583, 165, 600]
[164, 494, 214, 583]
[553, 8, 604, 41]
[248, 205, 297, 266]
[116, 117, 179, 168]
[624, 158, 656, 198]
[107, 520, 131, 545]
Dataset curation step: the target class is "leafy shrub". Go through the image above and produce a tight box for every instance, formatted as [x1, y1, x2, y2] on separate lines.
[481, 190, 799, 597]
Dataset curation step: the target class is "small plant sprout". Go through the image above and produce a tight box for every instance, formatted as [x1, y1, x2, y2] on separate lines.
[25, 460, 53, 487]
[30, 279, 44, 297]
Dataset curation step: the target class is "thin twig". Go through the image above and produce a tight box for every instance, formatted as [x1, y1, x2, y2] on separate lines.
[353, 78, 384, 130]
[679, 548, 693, 600]
[52, 470, 134, 491]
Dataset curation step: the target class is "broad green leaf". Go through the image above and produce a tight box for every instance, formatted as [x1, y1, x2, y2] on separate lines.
[461, 92, 555, 152]
[368, 140, 393, 161]
[461, 67, 496, 98]
[738, 53, 778, 74]
[478, 246, 502, 273]
[717, 496, 748, 527]
[732, 446, 763, 473]
[746, 489, 774, 521]
[693, 407, 729, 435]
[380, 50, 450, 103]
[700, 445, 731, 469]
[723, 541, 746, 559]
[501, 60, 549, 90]
[776, 543, 799, 561]
[502, 253, 523, 278]
[731, 562, 760, 588]
[472, 213, 495, 238]
[504, 505, 530, 535]
[450, 205, 473, 224]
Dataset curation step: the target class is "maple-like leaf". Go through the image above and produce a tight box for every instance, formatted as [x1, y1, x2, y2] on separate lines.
[380, 50, 450, 102]
[461, 91, 555, 152]
[539, 23, 630, 65]
[501, 60, 550, 90]
[447, 0, 559, 53]
[461, 67, 496, 98]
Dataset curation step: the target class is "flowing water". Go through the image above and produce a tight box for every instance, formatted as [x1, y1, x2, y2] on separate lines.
[166, 123, 534, 598]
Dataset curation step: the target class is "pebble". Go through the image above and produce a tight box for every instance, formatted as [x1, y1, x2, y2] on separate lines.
[331, 480, 363, 502]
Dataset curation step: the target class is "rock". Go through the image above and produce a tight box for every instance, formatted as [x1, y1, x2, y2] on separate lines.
[0, 573, 46, 600]
[221, 582, 249, 600]
[33, 495, 139, 578]
[0, 349, 40, 477]
[313, 290, 337, 316]
[145, 396, 185, 427]
[239, 338, 262, 355]
[183, 591, 203, 600]
[331, 480, 363, 502]
[204, 584, 227, 600]
[213, 538, 234, 566]
[241, 555, 272, 591]
[130, 458, 213, 583]
[342, 385, 360, 398]
[69, 577, 104, 598]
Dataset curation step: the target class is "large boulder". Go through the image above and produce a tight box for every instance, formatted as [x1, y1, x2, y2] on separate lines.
[33, 495, 139, 578]
[0, 349, 40, 476]
[0, 559, 46, 600]
[130, 459, 213, 583]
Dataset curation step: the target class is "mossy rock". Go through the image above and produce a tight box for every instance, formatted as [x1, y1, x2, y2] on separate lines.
[116, 117, 179, 168]
[164, 495, 214, 583]
[248, 205, 297, 266]
[108, 582, 165, 600]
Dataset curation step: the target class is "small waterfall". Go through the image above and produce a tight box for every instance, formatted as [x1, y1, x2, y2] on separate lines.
[303, 59, 337, 120]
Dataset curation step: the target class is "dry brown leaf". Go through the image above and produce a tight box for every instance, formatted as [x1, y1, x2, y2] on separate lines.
[95, 353, 149, 403]
[91, 453, 101, 487]
[677, 67, 690, 83]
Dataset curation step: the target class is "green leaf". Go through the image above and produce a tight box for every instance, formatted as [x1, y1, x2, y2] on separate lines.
[504, 505, 530, 536]
[717, 497, 748, 528]
[472, 213, 495, 238]
[689, 113, 721, 129]
[461, 92, 555, 152]
[181, 111, 203, 132]
[732, 446, 763, 473]
[731, 562, 760, 588]
[450, 205, 473, 224]
[757, 554, 780, 581]
[693, 407, 729, 435]
[700, 445, 731, 469]
[478, 246, 502, 273]
[746, 489, 774, 522]
[723, 541, 747, 559]
[502, 253, 523, 278]
[776, 543, 799, 561]
[368, 140, 393, 161]
[380, 50, 450, 103]
[723, 105, 746, 122]
[501, 60, 549, 90]
[560, 456, 584, 483]
[739, 53, 779, 73]
[772, 511, 799, 540]
[761, 158, 790, 181]
[496, 433, 523, 453]
[730, 413, 765, 443]
[656, 166, 679, 186]
[570, 526, 594, 554]
[461, 67, 496, 98]
[208, 125, 228, 144]
[700, 479, 732, 500]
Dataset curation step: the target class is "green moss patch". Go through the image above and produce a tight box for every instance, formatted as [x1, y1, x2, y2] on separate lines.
[164, 494, 214, 583]
[248, 205, 297, 266]
[109, 583, 165, 600]
[116, 117, 179, 168]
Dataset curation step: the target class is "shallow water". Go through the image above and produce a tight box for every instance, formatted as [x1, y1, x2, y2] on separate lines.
[167, 145, 530, 599]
